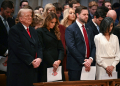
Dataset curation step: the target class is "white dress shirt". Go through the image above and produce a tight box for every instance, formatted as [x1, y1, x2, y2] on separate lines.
[22, 24, 29, 30]
[92, 19, 99, 32]
[76, 20, 93, 61]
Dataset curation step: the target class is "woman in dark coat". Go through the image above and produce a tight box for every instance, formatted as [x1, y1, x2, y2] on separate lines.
[37, 12, 65, 82]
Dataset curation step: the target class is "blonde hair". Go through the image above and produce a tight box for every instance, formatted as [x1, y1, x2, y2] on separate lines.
[61, 8, 75, 27]
[31, 13, 43, 28]
[42, 3, 56, 18]
[88, 1, 98, 8]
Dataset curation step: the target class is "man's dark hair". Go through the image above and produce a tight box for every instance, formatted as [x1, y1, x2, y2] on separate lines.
[102, 1, 111, 6]
[69, 0, 79, 8]
[112, 2, 120, 9]
[94, 9, 106, 18]
[20, 0, 28, 7]
[35, 6, 43, 10]
[100, 17, 114, 35]
[75, 6, 87, 14]
[9, 1, 14, 8]
[63, 3, 69, 9]
[53, 2, 63, 12]
[1, 1, 13, 9]
[98, 6, 109, 15]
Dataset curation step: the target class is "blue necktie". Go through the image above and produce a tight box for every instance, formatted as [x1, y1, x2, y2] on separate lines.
[96, 25, 100, 32]
[4, 19, 9, 34]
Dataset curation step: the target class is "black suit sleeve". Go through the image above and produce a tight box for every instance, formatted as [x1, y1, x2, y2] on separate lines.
[9, 28, 34, 65]
[65, 27, 85, 65]
[0, 44, 7, 56]
[57, 40, 64, 61]
[89, 30, 96, 60]
[0, 25, 7, 56]
[37, 39, 43, 60]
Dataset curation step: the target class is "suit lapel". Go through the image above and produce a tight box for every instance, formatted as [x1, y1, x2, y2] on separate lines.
[85, 24, 91, 49]
[18, 22, 35, 45]
[43, 28, 57, 40]
[74, 22, 84, 42]
[90, 20, 99, 34]
[0, 18, 8, 35]
[29, 27, 36, 44]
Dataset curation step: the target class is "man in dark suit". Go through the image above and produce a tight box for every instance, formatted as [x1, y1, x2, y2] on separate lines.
[7, 8, 42, 86]
[87, 9, 106, 37]
[0, 1, 14, 74]
[65, 6, 96, 81]
[87, 1, 98, 23]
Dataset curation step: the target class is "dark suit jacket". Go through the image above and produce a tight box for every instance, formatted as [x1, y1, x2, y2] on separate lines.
[0, 17, 15, 56]
[37, 27, 65, 82]
[65, 21, 96, 71]
[7, 17, 15, 28]
[113, 26, 120, 44]
[87, 20, 99, 37]
[87, 13, 93, 23]
[7, 22, 43, 86]
[113, 26, 120, 78]
[115, 7, 120, 21]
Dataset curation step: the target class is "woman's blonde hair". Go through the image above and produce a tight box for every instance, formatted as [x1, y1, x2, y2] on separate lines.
[61, 8, 75, 27]
[42, 12, 60, 40]
[42, 3, 56, 18]
[31, 13, 43, 28]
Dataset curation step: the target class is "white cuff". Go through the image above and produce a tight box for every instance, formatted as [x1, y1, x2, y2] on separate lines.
[4, 50, 8, 56]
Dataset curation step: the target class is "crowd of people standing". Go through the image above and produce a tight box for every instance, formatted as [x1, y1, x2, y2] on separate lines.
[0, 0, 120, 86]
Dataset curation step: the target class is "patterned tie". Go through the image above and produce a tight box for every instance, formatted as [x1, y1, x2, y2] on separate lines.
[4, 19, 9, 34]
[27, 28, 31, 38]
[82, 25, 90, 58]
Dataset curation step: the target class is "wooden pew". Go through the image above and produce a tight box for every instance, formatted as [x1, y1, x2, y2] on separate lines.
[110, 79, 120, 86]
[33, 80, 112, 86]
[0, 74, 7, 86]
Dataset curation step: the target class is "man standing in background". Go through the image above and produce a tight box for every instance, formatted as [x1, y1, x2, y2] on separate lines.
[0, 1, 13, 74]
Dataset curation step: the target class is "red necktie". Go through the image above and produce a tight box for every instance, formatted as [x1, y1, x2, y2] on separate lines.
[82, 25, 90, 58]
[27, 28, 37, 59]
[27, 28, 31, 38]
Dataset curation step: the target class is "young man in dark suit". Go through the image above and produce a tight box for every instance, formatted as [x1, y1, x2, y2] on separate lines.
[87, 9, 106, 37]
[0, 1, 14, 74]
[7, 8, 42, 86]
[87, 1, 98, 23]
[65, 6, 96, 81]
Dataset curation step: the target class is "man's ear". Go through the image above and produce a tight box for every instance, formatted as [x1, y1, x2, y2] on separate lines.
[1, 8, 4, 11]
[19, 17, 22, 22]
[76, 13, 79, 18]
[94, 16, 96, 19]
[88, 7, 90, 11]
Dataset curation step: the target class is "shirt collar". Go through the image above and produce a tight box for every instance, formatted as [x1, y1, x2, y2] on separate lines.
[0, 15, 5, 21]
[92, 19, 98, 27]
[22, 24, 29, 30]
[89, 12, 93, 18]
[76, 19, 85, 28]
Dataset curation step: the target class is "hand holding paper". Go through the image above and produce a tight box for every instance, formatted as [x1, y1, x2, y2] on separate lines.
[47, 66, 62, 82]
[53, 60, 61, 69]
[80, 66, 96, 80]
